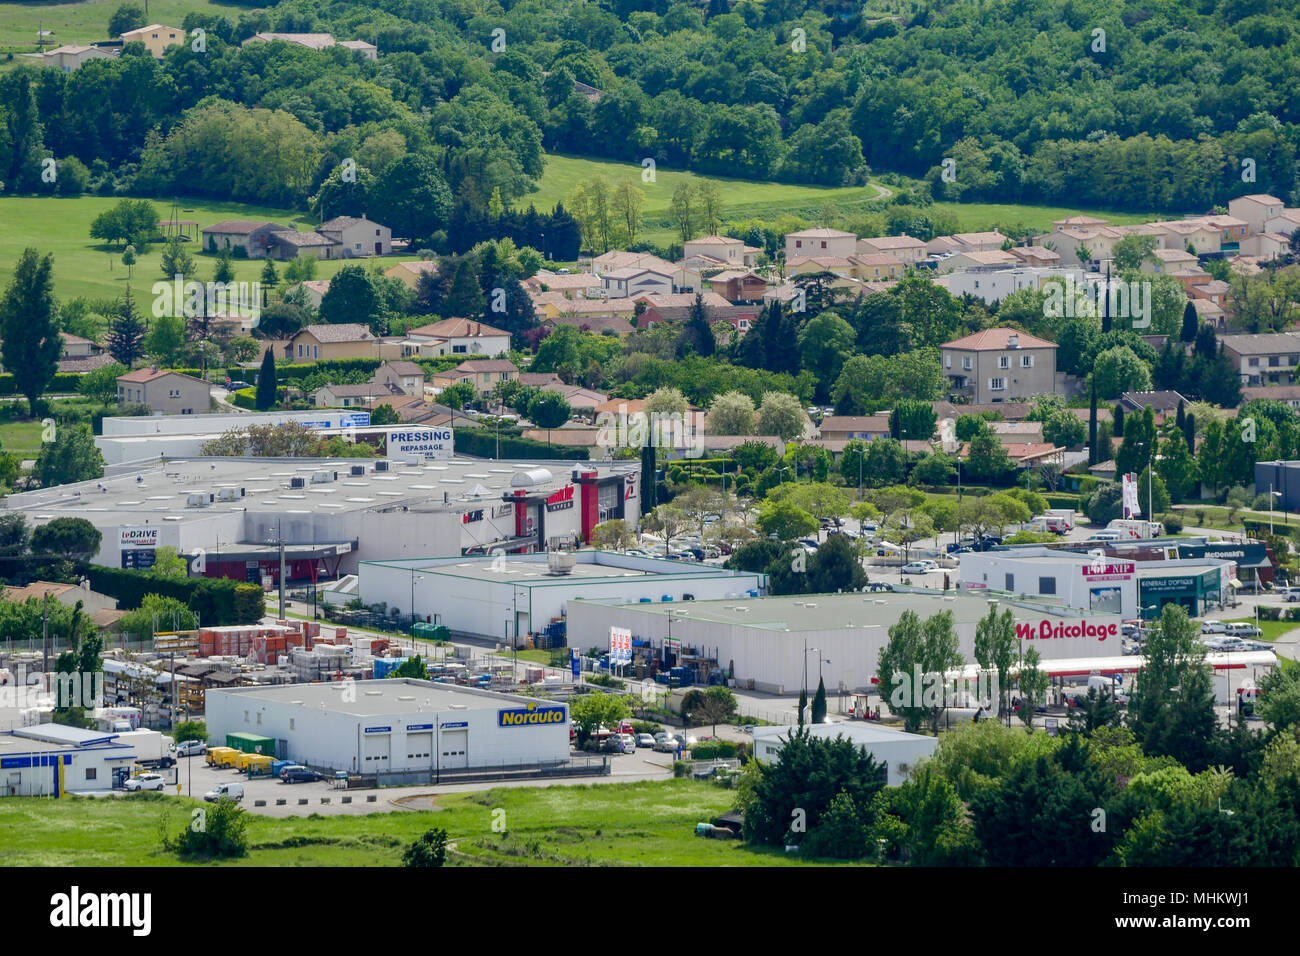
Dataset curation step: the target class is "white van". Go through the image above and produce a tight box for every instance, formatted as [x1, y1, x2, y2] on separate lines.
[204, 782, 244, 803]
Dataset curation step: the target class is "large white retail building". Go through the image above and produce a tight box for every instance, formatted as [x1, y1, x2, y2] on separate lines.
[205, 679, 569, 777]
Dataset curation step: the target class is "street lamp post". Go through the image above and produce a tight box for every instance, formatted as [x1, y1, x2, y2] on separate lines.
[852, 445, 866, 501]
[410, 572, 423, 635]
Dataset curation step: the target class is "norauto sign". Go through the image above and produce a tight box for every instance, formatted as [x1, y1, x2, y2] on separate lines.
[1016, 619, 1118, 642]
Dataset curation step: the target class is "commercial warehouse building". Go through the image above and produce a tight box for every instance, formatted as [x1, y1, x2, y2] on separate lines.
[205, 679, 569, 779]
[565, 591, 1119, 695]
[358, 551, 765, 641]
[750, 723, 938, 787]
[95, 409, 373, 465]
[958, 547, 1234, 619]
[1, 457, 642, 584]
[0, 725, 139, 797]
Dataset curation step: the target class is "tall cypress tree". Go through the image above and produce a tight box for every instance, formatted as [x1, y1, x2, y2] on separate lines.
[255, 349, 277, 410]
[681, 292, 715, 357]
[1175, 399, 1186, 434]
[1088, 379, 1099, 466]
[1180, 300, 1198, 342]
[640, 439, 657, 512]
[0, 247, 62, 417]
[812, 677, 828, 724]
[1113, 403, 1125, 438]
[1183, 412, 1196, 452]
[1101, 262, 1112, 333]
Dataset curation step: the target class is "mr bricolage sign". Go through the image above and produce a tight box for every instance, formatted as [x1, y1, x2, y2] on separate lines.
[498, 701, 567, 727]
[1016, 619, 1119, 642]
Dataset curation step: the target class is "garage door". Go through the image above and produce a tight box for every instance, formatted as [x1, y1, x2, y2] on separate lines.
[440, 730, 468, 769]
[363, 733, 390, 771]
[406, 732, 433, 767]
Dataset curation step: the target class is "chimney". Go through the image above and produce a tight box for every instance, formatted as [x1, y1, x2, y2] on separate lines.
[1007, 334, 1019, 349]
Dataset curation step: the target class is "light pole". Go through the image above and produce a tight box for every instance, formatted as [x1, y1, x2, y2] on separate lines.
[851, 445, 866, 501]
[776, 465, 791, 500]
[1269, 485, 1281, 535]
[410, 572, 423, 635]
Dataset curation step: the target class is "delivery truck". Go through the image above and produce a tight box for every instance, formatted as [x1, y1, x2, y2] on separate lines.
[116, 729, 176, 769]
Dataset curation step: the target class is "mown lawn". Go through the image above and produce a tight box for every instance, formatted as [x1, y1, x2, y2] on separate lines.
[0, 780, 845, 867]
[0, 419, 47, 459]
[0, 0, 247, 51]
[1220, 618, 1300, 643]
[0, 195, 411, 305]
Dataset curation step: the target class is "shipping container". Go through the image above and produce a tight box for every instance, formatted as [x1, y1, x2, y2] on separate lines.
[225, 732, 277, 758]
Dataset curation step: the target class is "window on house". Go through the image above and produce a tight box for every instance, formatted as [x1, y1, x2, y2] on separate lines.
[1039, 576, 1056, 595]
[962, 357, 972, 370]
[1249, 358, 1259, 366]
[990, 378, 1006, 391]
[820, 241, 827, 249]
[85, 768, 96, 780]
[945, 355, 952, 368]
[1021, 355, 1034, 368]
[999, 356, 1010, 369]
[1005, 573, 1014, 591]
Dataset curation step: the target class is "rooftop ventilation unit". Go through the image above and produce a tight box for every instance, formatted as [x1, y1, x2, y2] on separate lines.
[185, 492, 210, 508]
[351, 465, 366, 476]
[510, 468, 554, 488]
[311, 471, 334, 484]
[374, 461, 390, 472]
[289, 477, 306, 489]
[215, 487, 239, 502]
[546, 551, 577, 575]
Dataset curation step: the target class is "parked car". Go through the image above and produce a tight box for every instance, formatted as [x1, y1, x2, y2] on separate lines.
[175, 739, 206, 757]
[278, 764, 308, 780]
[600, 736, 625, 754]
[1087, 531, 1123, 542]
[617, 733, 637, 753]
[203, 782, 244, 802]
[900, 560, 937, 574]
[1226, 623, 1263, 638]
[653, 734, 676, 753]
[876, 542, 903, 556]
[1201, 620, 1228, 634]
[797, 538, 820, 551]
[864, 581, 894, 592]
[124, 772, 165, 792]
[283, 767, 322, 784]
[225, 380, 253, 391]
[635, 733, 656, 749]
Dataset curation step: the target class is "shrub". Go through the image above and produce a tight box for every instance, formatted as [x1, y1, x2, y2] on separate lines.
[402, 828, 449, 867]
[689, 740, 739, 760]
[1162, 514, 1183, 535]
[672, 760, 691, 778]
[171, 798, 248, 858]
[630, 720, 661, 735]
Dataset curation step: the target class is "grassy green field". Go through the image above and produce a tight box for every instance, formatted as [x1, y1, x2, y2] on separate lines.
[532, 153, 1159, 244]
[0, 780, 841, 867]
[0, 0, 247, 51]
[0, 419, 47, 458]
[0, 195, 412, 305]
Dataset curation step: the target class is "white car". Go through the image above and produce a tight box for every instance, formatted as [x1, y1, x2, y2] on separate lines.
[900, 560, 937, 574]
[1201, 620, 1228, 634]
[175, 739, 206, 757]
[1087, 531, 1122, 541]
[124, 773, 165, 792]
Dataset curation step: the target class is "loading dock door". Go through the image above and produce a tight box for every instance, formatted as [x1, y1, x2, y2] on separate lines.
[440, 730, 468, 769]
[406, 732, 433, 769]
[363, 733, 390, 771]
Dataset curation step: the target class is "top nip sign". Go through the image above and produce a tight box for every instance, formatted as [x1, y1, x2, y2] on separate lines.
[386, 427, 454, 459]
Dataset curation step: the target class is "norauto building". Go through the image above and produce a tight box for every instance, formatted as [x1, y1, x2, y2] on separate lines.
[959, 547, 1234, 620]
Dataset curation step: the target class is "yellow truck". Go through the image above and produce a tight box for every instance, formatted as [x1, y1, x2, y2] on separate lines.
[205, 746, 240, 768]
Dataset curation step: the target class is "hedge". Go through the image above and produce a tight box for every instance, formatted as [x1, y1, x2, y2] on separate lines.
[231, 387, 257, 410]
[454, 427, 588, 460]
[1043, 493, 1081, 510]
[86, 567, 265, 626]
[273, 358, 382, 381]
[0, 372, 86, 395]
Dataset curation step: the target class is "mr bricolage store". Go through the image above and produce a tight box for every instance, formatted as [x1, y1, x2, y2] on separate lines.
[958, 547, 1233, 620]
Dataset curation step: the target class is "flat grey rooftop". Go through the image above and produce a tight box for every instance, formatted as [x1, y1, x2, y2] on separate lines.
[208, 678, 544, 716]
[368, 552, 758, 587]
[2, 457, 637, 523]
[573, 591, 1063, 633]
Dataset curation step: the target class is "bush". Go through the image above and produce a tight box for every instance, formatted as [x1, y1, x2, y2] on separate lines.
[629, 720, 661, 735]
[1162, 514, 1183, 535]
[689, 740, 739, 760]
[587, 673, 624, 689]
[171, 798, 248, 858]
[86, 567, 263, 625]
[173, 720, 207, 744]
[672, 760, 691, 778]
[231, 387, 257, 410]
[402, 828, 449, 867]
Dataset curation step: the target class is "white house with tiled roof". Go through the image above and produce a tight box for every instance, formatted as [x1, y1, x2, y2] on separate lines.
[116, 368, 211, 415]
[784, 227, 856, 260]
[1228, 195, 1285, 236]
[682, 235, 759, 268]
[119, 24, 183, 57]
[403, 318, 510, 358]
[940, 328, 1058, 404]
[318, 216, 391, 256]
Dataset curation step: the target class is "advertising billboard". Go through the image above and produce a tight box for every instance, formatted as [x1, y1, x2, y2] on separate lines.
[385, 426, 454, 459]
